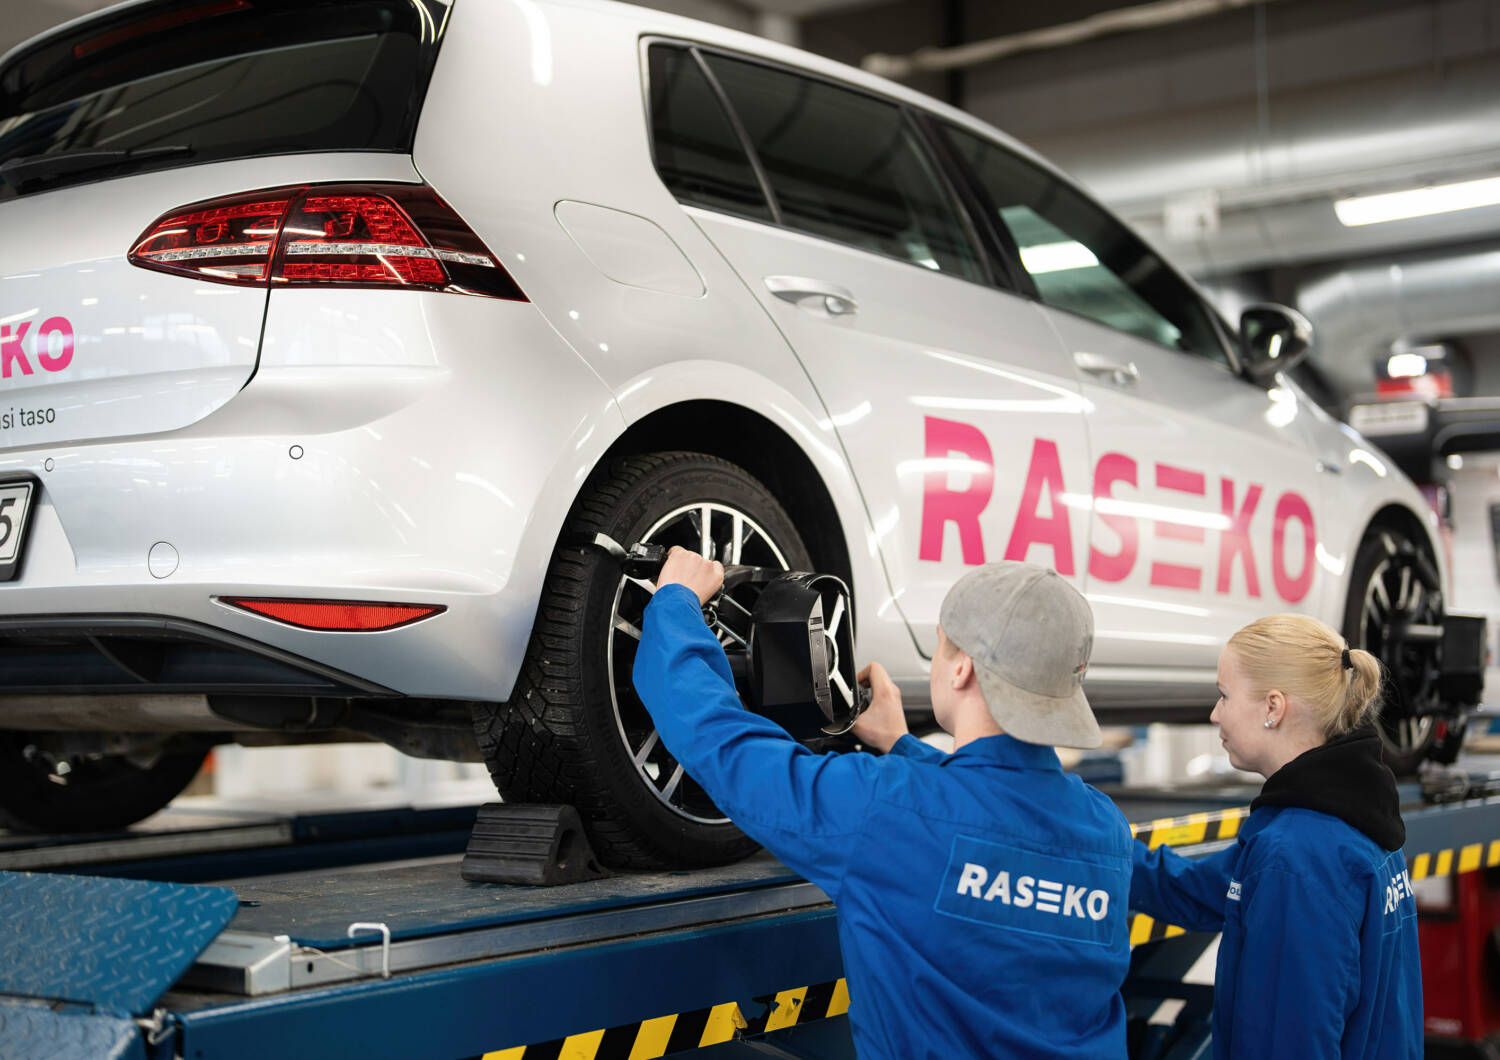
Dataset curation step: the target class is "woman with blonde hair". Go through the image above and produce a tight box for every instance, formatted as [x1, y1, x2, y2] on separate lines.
[1130, 613, 1421, 1058]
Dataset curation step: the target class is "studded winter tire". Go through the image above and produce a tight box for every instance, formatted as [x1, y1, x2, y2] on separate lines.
[471, 452, 813, 869]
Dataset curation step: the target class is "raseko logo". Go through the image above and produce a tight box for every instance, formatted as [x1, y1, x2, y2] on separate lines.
[935, 834, 1121, 946]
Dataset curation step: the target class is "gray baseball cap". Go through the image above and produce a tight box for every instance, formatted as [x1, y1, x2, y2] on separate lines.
[938, 561, 1101, 750]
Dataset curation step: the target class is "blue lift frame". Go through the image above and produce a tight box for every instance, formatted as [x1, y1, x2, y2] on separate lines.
[7, 765, 1500, 1060]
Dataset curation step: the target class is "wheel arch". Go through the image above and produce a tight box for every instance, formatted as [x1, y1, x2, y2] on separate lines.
[600, 400, 854, 591]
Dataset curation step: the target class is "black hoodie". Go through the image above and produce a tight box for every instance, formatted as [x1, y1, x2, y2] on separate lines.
[1249, 724, 1406, 851]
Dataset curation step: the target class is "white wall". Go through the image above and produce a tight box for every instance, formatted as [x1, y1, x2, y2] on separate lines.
[1445, 456, 1500, 627]
[1441, 454, 1500, 710]
[205, 744, 492, 811]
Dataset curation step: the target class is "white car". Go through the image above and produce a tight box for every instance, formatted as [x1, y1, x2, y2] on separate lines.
[0, 0, 1454, 866]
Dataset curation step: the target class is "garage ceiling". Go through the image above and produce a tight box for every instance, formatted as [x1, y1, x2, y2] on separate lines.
[0, 0, 118, 59]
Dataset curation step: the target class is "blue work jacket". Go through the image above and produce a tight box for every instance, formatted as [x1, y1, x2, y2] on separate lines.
[633, 585, 1134, 1059]
[1131, 805, 1422, 1058]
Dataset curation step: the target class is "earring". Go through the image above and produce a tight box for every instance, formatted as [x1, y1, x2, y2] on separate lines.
[1263, 719, 1275, 729]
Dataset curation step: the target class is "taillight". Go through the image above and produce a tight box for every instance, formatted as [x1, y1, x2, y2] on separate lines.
[130, 193, 295, 286]
[221, 597, 446, 632]
[129, 184, 525, 300]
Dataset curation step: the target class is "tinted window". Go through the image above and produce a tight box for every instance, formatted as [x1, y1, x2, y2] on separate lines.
[647, 46, 771, 221]
[704, 54, 982, 281]
[0, 0, 447, 201]
[944, 126, 1228, 365]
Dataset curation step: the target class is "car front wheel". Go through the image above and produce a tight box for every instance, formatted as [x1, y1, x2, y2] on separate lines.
[1342, 528, 1447, 774]
[0, 733, 210, 833]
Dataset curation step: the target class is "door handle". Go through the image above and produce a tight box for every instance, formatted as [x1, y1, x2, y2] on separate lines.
[1073, 351, 1139, 386]
[764, 275, 858, 316]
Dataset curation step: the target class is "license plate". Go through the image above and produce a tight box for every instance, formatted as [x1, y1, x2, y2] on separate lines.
[0, 480, 36, 581]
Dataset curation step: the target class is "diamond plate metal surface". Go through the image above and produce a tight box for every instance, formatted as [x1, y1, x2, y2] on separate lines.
[0, 1004, 144, 1060]
[0, 871, 238, 1015]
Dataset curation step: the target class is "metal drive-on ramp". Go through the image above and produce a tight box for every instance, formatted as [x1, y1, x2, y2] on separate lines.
[0, 872, 239, 1060]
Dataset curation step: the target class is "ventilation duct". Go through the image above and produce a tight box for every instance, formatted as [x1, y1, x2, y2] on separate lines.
[1296, 244, 1500, 396]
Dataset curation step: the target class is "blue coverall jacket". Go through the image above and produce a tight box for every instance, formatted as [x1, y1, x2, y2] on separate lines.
[633, 585, 1135, 1059]
[1130, 732, 1422, 1059]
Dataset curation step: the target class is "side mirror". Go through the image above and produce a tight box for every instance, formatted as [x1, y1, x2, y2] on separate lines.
[1238, 303, 1312, 379]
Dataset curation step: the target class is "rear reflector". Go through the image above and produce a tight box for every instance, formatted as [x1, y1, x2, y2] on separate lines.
[222, 597, 445, 632]
[130, 183, 525, 299]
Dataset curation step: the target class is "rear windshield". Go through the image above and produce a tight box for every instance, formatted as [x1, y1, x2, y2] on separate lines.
[0, 0, 449, 201]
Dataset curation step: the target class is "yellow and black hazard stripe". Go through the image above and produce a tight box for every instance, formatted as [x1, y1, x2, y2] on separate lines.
[1127, 806, 1249, 947]
[479, 978, 850, 1059]
[1129, 807, 1248, 851]
[1408, 838, 1500, 882]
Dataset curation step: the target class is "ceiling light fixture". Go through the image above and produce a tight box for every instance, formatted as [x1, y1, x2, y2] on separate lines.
[1335, 175, 1500, 227]
[1386, 352, 1428, 379]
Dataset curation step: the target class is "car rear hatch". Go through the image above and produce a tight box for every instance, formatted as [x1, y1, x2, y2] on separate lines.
[0, 0, 450, 449]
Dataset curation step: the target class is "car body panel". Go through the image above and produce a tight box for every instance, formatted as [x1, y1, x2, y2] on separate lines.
[688, 209, 1093, 659]
[1042, 308, 1330, 671]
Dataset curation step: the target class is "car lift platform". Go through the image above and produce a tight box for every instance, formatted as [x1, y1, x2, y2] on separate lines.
[9, 761, 1500, 1060]
[0, 799, 482, 881]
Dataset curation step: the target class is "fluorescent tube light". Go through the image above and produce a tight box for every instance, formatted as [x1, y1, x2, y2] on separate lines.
[1335, 176, 1500, 227]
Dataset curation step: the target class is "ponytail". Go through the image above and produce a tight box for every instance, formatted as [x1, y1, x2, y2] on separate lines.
[1339, 647, 1383, 735]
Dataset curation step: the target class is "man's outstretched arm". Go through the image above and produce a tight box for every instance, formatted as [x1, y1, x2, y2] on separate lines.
[632, 549, 882, 898]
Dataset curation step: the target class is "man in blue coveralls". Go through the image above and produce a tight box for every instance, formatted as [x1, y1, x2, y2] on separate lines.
[633, 550, 1134, 1058]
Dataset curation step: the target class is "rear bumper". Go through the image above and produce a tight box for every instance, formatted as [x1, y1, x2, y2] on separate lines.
[0, 290, 624, 704]
[0, 613, 393, 698]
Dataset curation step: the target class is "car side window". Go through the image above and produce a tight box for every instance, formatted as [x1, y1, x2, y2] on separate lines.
[702, 53, 983, 282]
[647, 45, 773, 222]
[943, 125, 1229, 366]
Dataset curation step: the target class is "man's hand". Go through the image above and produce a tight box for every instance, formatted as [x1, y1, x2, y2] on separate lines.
[657, 545, 724, 605]
[851, 661, 909, 753]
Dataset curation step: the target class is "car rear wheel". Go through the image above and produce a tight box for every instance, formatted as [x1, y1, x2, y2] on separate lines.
[0, 733, 210, 833]
[472, 452, 813, 869]
[1342, 528, 1447, 775]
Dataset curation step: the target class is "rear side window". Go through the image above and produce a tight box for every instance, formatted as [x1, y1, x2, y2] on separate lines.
[647, 46, 981, 282]
[943, 125, 1228, 365]
[647, 46, 771, 222]
[0, 0, 449, 201]
[705, 54, 982, 281]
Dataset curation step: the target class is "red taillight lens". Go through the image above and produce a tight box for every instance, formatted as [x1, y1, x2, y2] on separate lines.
[130, 184, 525, 300]
[281, 193, 447, 287]
[130, 193, 295, 286]
[222, 597, 445, 632]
